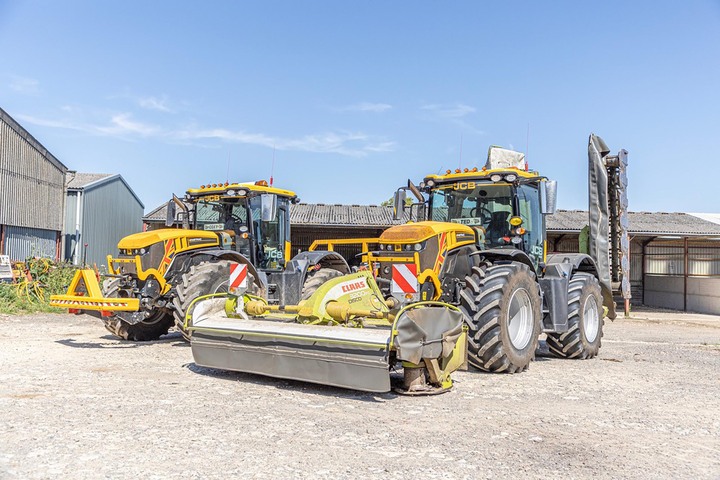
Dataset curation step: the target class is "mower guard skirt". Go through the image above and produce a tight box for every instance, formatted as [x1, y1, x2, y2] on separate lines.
[190, 316, 392, 393]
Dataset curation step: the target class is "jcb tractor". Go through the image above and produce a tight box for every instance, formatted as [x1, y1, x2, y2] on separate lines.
[51, 181, 349, 341]
[315, 146, 617, 373]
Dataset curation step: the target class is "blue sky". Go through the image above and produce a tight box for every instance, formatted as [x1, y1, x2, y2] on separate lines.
[1, 1, 719, 214]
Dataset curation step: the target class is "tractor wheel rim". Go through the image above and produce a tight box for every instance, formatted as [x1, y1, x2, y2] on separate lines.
[507, 288, 534, 350]
[583, 295, 600, 343]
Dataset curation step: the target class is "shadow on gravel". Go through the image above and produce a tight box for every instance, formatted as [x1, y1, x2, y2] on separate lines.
[184, 362, 396, 403]
[534, 339, 555, 360]
[56, 333, 181, 349]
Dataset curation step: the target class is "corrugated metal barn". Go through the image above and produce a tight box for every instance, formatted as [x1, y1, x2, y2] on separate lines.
[550, 210, 720, 315]
[146, 203, 720, 315]
[64, 173, 144, 268]
[0, 107, 68, 261]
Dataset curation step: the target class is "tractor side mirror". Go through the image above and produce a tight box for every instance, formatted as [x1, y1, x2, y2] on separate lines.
[165, 200, 176, 227]
[261, 194, 278, 222]
[168, 194, 190, 229]
[393, 189, 406, 221]
[540, 180, 558, 215]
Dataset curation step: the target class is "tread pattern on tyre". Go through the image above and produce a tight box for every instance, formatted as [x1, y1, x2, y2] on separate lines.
[172, 260, 238, 341]
[301, 268, 344, 301]
[459, 261, 541, 373]
[101, 277, 174, 341]
[546, 272, 603, 360]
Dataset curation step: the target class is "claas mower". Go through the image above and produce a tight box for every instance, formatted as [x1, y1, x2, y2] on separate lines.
[314, 146, 617, 373]
[187, 267, 468, 394]
[50, 181, 349, 341]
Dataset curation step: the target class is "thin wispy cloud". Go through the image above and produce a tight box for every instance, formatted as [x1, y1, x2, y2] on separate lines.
[18, 111, 394, 157]
[17, 112, 160, 138]
[421, 103, 476, 118]
[138, 96, 173, 113]
[343, 102, 393, 113]
[8, 76, 40, 95]
[421, 102, 484, 134]
[179, 128, 394, 157]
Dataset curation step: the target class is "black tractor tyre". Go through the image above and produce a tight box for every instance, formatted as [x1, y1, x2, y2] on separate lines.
[546, 272, 604, 359]
[172, 260, 242, 341]
[458, 262, 542, 373]
[101, 278, 174, 341]
[301, 268, 344, 301]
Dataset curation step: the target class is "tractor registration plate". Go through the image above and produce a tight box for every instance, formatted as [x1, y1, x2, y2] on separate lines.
[451, 217, 483, 226]
[203, 223, 225, 231]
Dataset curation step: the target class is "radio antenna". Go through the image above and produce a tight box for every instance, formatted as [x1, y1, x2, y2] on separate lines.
[526, 123, 530, 161]
[459, 134, 463, 169]
[226, 151, 231, 183]
[270, 146, 276, 186]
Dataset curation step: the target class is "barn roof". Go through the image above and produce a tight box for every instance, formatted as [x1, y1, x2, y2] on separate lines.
[67, 173, 144, 208]
[550, 210, 720, 236]
[144, 203, 720, 237]
[66, 173, 114, 189]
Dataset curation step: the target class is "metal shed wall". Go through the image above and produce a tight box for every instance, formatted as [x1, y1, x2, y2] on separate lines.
[0, 113, 66, 231]
[641, 240, 720, 314]
[3, 226, 58, 261]
[67, 177, 144, 268]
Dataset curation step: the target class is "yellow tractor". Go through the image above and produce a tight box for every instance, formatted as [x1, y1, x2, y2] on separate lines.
[315, 146, 617, 373]
[51, 180, 349, 341]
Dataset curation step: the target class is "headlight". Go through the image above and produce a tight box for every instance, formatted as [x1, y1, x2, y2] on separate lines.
[490, 174, 502, 182]
[383, 266, 391, 274]
[404, 245, 412, 251]
[426, 180, 435, 187]
[413, 243, 423, 251]
[237, 189, 248, 196]
[139, 248, 147, 255]
[377, 244, 384, 251]
[505, 174, 517, 182]
[226, 189, 236, 196]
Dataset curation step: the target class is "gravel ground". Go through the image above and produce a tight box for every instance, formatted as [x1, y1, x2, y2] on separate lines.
[1, 308, 719, 479]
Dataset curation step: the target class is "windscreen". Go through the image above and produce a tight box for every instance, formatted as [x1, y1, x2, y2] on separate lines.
[429, 184, 514, 248]
[194, 197, 249, 232]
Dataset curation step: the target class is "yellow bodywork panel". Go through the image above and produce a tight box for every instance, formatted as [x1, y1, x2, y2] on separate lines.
[118, 229, 218, 250]
[379, 221, 474, 243]
[49, 269, 140, 312]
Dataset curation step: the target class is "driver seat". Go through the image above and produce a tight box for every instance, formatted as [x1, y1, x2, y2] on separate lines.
[485, 211, 510, 245]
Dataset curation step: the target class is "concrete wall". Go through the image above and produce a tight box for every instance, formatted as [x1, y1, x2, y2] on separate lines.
[644, 275, 720, 315]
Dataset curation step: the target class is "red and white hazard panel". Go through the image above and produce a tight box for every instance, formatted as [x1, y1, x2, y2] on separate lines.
[229, 263, 248, 292]
[391, 263, 418, 294]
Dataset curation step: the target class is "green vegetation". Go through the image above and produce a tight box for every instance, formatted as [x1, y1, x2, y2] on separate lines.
[0, 258, 79, 315]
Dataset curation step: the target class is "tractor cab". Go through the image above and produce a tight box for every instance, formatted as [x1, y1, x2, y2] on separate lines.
[169, 181, 299, 271]
[395, 147, 557, 270]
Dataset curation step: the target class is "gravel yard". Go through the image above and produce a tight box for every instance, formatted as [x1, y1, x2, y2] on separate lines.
[1, 308, 719, 479]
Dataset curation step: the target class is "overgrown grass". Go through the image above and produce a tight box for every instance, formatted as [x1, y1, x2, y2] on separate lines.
[0, 258, 79, 315]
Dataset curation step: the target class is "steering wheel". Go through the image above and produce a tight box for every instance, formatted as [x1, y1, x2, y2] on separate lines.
[470, 207, 492, 224]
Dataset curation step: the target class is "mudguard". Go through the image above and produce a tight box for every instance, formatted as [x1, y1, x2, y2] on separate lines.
[183, 249, 263, 291]
[546, 253, 617, 320]
[471, 248, 537, 276]
[287, 251, 351, 277]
